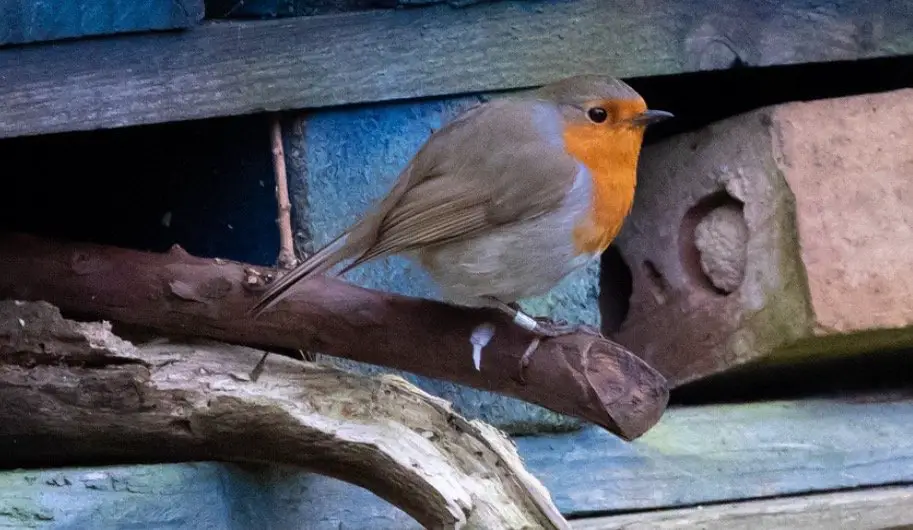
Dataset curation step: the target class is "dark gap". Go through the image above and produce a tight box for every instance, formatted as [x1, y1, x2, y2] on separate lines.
[670, 347, 913, 406]
[0, 113, 280, 267]
[598, 244, 631, 335]
[203, 0, 396, 19]
[628, 54, 913, 145]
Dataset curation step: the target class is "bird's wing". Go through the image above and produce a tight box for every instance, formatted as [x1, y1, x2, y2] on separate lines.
[249, 98, 580, 316]
[340, 98, 581, 270]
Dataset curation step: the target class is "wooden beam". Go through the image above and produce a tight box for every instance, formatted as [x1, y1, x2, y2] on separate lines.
[571, 486, 913, 530]
[1, 0, 910, 138]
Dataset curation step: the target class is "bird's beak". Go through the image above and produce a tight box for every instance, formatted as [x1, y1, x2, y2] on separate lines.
[630, 109, 674, 126]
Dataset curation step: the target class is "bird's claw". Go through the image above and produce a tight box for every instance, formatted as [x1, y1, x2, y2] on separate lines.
[515, 320, 606, 384]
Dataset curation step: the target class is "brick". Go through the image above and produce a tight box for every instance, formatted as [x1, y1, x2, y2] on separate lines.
[613, 88, 913, 386]
[0, 0, 204, 46]
[287, 95, 601, 434]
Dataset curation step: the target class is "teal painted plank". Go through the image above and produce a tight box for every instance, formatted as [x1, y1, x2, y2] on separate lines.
[0, 0, 204, 47]
[0, 463, 231, 529]
[518, 398, 913, 514]
[2, 398, 912, 528]
[3, 0, 912, 138]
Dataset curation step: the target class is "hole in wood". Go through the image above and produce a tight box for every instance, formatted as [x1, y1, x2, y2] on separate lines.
[599, 244, 633, 335]
[678, 190, 748, 296]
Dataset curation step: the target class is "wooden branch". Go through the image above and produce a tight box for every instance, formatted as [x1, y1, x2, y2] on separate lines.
[0, 300, 569, 529]
[270, 116, 299, 270]
[1, 0, 910, 138]
[0, 232, 668, 441]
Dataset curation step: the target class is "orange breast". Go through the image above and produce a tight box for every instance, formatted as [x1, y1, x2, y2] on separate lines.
[563, 120, 645, 255]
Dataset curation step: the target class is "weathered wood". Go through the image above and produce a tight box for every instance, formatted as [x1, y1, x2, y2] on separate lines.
[613, 87, 913, 386]
[0, 0, 204, 46]
[1, 0, 910, 138]
[0, 232, 669, 441]
[517, 395, 913, 516]
[571, 486, 913, 529]
[3, 390, 913, 525]
[0, 299, 570, 530]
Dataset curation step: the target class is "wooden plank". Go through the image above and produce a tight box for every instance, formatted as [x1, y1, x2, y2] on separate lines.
[0, 0, 204, 47]
[1, 0, 911, 138]
[570, 486, 913, 530]
[514, 397, 913, 515]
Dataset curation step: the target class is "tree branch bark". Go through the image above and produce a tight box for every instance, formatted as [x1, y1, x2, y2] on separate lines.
[0, 299, 568, 529]
[0, 232, 669, 440]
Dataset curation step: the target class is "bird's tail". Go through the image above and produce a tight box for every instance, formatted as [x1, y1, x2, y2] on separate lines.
[247, 232, 358, 317]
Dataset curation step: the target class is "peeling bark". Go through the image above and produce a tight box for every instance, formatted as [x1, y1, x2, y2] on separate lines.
[0, 300, 569, 529]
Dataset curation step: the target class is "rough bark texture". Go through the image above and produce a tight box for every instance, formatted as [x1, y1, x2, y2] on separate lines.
[0, 299, 570, 530]
[0, 232, 669, 441]
[614, 88, 913, 386]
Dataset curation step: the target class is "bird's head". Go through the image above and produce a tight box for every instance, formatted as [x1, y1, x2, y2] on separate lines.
[535, 74, 673, 132]
[534, 74, 672, 177]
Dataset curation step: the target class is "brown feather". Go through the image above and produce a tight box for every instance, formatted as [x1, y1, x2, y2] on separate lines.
[249, 91, 588, 316]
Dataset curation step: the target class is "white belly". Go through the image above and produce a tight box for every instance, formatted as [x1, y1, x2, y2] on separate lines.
[412, 166, 597, 307]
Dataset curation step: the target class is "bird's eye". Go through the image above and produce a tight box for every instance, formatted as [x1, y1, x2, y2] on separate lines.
[587, 107, 609, 123]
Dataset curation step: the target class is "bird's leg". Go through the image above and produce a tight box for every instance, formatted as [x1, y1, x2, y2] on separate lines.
[486, 298, 596, 383]
[491, 300, 576, 337]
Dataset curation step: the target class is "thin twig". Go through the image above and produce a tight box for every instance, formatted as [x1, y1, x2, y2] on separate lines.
[270, 115, 298, 270]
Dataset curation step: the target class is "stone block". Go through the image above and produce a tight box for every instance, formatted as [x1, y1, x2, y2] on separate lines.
[288, 95, 602, 433]
[613, 88, 913, 386]
[0, 0, 204, 47]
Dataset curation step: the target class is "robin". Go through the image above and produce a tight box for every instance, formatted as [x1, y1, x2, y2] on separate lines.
[249, 74, 671, 378]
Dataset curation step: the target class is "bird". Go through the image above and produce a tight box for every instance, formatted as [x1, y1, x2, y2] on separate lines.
[248, 74, 671, 379]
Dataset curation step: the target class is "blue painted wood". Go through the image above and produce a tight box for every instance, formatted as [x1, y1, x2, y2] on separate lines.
[0, 0, 204, 47]
[518, 398, 913, 514]
[293, 95, 602, 434]
[3, 398, 912, 528]
[0, 463, 231, 529]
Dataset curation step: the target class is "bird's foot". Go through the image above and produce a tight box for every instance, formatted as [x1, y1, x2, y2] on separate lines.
[516, 318, 603, 384]
[530, 318, 577, 337]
